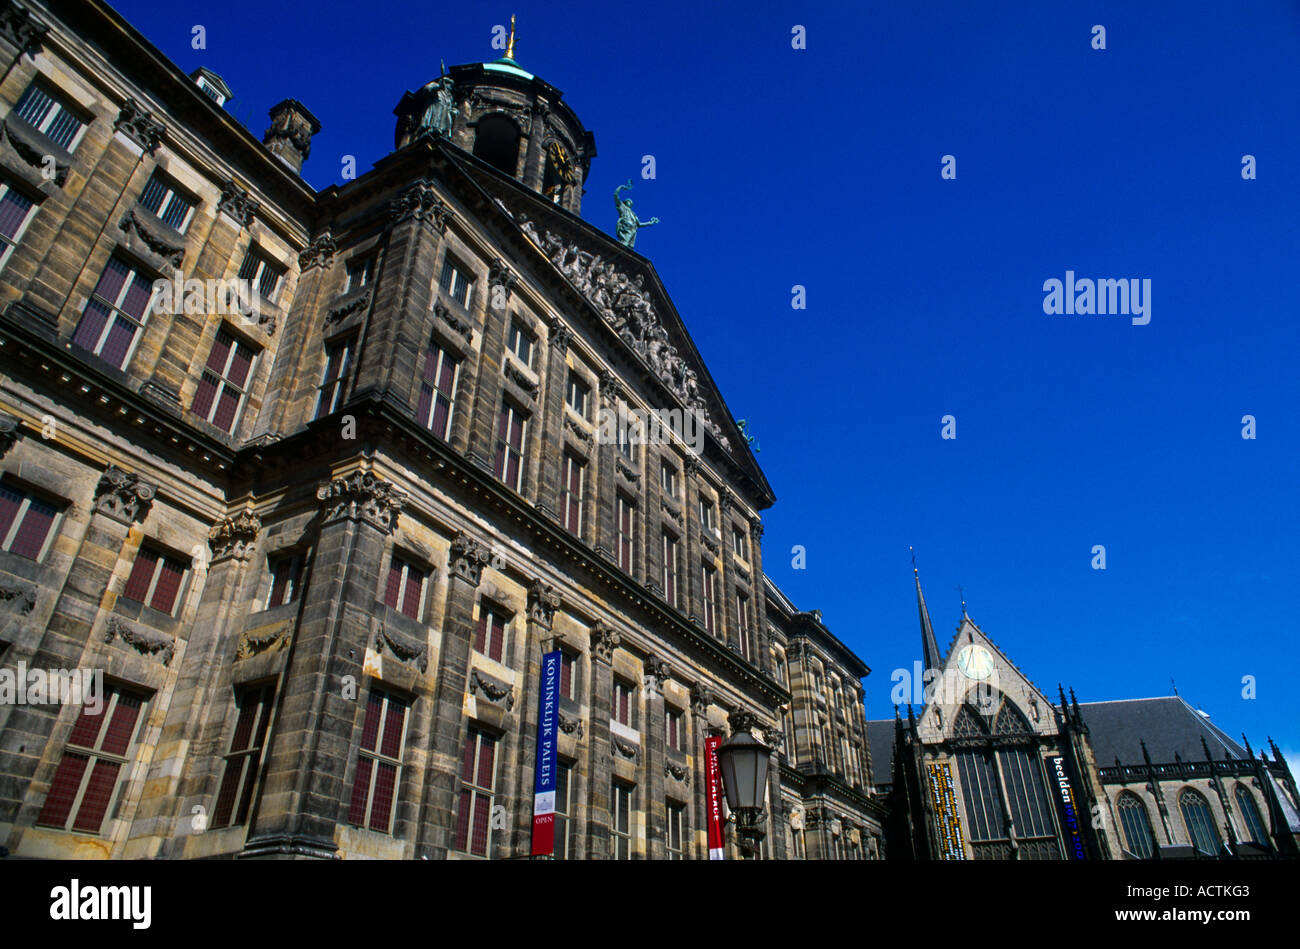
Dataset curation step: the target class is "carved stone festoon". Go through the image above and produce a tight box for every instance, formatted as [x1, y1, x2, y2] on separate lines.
[217, 179, 258, 228]
[298, 230, 338, 271]
[104, 616, 175, 666]
[470, 668, 515, 710]
[0, 411, 20, 458]
[389, 179, 451, 232]
[207, 509, 261, 563]
[236, 623, 292, 662]
[316, 471, 407, 534]
[0, 580, 37, 616]
[611, 736, 640, 763]
[94, 465, 157, 525]
[327, 289, 372, 325]
[433, 299, 473, 342]
[527, 578, 562, 629]
[558, 710, 584, 738]
[449, 531, 492, 587]
[664, 761, 690, 784]
[118, 209, 185, 267]
[113, 98, 164, 155]
[374, 622, 429, 673]
[589, 621, 621, 664]
[1, 110, 68, 185]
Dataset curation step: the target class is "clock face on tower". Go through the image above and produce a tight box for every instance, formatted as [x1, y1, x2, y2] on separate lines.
[956, 644, 994, 680]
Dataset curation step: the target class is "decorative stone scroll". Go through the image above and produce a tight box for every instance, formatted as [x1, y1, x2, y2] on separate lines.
[527, 578, 562, 629]
[218, 179, 258, 228]
[113, 98, 164, 155]
[558, 710, 584, 738]
[389, 179, 451, 231]
[449, 531, 492, 586]
[316, 471, 407, 533]
[208, 509, 261, 563]
[298, 230, 338, 270]
[95, 465, 156, 524]
[0, 412, 20, 457]
[0, 0, 49, 56]
[589, 621, 621, 664]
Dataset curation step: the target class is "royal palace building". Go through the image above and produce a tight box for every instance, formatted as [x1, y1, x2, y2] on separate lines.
[0, 0, 886, 859]
[871, 567, 1300, 861]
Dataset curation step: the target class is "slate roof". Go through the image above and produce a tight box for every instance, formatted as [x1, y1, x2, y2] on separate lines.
[1079, 696, 1249, 766]
[865, 719, 897, 786]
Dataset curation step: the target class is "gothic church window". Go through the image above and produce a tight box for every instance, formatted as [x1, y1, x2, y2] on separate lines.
[1234, 783, 1268, 847]
[1179, 787, 1222, 856]
[1117, 791, 1155, 859]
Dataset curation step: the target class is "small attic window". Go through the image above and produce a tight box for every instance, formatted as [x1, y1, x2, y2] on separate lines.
[198, 81, 223, 105]
[190, 68, 232, 108]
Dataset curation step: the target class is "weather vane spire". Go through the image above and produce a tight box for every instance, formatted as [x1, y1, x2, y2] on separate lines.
[506, 14, 518, 60]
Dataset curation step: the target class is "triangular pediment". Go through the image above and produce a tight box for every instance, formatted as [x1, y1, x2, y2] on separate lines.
[435, 144, 774, 508]
[916, 616, 1057, 742]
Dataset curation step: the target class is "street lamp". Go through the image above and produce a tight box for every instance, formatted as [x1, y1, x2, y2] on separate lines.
[715, 711, 771, 859]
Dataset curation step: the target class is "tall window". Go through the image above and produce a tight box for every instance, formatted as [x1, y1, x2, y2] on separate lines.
[665, 706, 685, 752]
[0, 181, 37, 269]
[610, 780, 634, 859]
[493, 402, 528, 491]
[565, 372, 589, 418]
[731, 524, 747, 559]
[507, 320, 533, 368]
[14, 82, 85, 150]
[955, 748, 1007, 843]
[660, 461, 677, 500]
[191, 328, 257, 433]
[265, 551, 305, 609]
[37, 686, 145, 833]
[666, 801, 686, 859]
[698, 498, 715, 534]
[72, 256, 155, 369]
[613, 678, 635, 728]
[561, 452, 584, 535]
[417, 339, 458, 439]
[554, 761, 574, 859]
[1179, 788, 1222, 856]
[735, 592, 751, 660]
[138, 171, 194, 232]
[1235, 784, 1268, 846]
[345, 254, 375, 292]
[559, 649, 578, 701]
[616, 493, 635, 573]
[346, 688, 409, 834]
[238, 247, 284, 303]
[617, 408, 638, 463]
[439, 257, 474, 309]
[0, 482, 60, 561]
[661, 531, 680, 608]
[122, 546, 187, 615]
[1117, 791, 1155, 859]
[212, 683, 274, 827]
[314, 335, 355, 419]
[475, 602, 509, 663]
[455, 726, 498, 857]
[384, 555, 426, 621]
[701, 563, 718, 636]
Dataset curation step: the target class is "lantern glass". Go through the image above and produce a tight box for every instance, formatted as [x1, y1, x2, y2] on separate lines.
[716, 732, 770, 811]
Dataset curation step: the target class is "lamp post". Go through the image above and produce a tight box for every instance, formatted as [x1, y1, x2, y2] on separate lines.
[715, 710, 771, 859]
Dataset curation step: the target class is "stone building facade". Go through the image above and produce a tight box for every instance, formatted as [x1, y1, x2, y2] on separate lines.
[0, 0, 883, 859]
[872, 568, 1300, 860]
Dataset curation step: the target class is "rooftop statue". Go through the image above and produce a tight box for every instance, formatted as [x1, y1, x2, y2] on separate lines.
[415, 64, 458, 140]
[614, 179, 658, 249]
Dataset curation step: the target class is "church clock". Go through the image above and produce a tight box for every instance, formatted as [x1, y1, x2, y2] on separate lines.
[956, 644, 994, 680]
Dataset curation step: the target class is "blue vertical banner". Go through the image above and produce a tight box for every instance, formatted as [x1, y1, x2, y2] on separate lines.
[531, 650, 561, 856]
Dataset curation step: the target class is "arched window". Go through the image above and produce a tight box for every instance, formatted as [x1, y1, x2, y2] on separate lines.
[473, 113, 521, 177]
[1116, 792, 1155, 859]
[1179, 788, 1222, 856]
[952, 703, 988, 738]
[1234, 783, 1268, 846]
[997, 746, 1055, 838]
[955, 749, 1006, 841]
[993, 700, 1031, 735]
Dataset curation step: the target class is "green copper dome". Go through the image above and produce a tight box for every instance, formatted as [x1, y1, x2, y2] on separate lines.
[483, 56, 533, 80]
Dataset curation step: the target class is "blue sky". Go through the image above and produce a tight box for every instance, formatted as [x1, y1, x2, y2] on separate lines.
[110, 0, 1298, 763]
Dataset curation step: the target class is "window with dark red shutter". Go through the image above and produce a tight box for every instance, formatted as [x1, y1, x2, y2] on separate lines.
[417, 340, 459, 439]
[661, 531, 679, 608]
[37, 687, 145, 834]
[493, 402, 527, 491]
[122, 546, 188, 615]
[454, 727, 497, 857]
[383, 555, 426, 620]
[191, 328, 258, 433]
[0, 482, 61, 561]
[561, 453, 584, 535]
[474, 603, 508, 663]
[346, 688, 408, 834]
[213, 683, 274, 827]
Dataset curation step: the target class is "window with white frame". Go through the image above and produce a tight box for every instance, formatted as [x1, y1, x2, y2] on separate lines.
[507, 319, 534, 368]
[475, 600, 510, 663]
[417, 338, 459, 439]
[72, 256, 156, 370]
[122, 545, 187, 615]
[191, 327, 257, 433]
[212, 682, 274, 828]
[383, 554, 427, 621]
[265, 551, 306, 609]
[667, 801, 686, 859]
[346, 688, 409, 834]
[138, 171, 195, 232]
[13, 82, 86, 151]
[0, 481, 62, 561]
[610, 780, 634, 859]
[238, 247, 285, 303]
[345, 253, 376, 292]
[0, 180, 37, 269]
[455, 726, 498, 857]
[314, 334, 355, 419]
[439, 256, 474, 309]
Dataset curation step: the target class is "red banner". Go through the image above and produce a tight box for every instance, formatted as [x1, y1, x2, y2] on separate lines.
[705, 735, 725, 859]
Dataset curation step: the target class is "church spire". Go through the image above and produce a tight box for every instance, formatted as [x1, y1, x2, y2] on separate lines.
[911, 548, 942, 674]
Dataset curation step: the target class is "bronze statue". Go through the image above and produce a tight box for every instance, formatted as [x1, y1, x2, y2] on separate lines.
[614, 179, 658, 249]
[416, 63, 457, 139]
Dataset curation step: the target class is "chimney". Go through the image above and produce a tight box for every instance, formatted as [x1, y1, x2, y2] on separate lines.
[263, 99, 321, 174]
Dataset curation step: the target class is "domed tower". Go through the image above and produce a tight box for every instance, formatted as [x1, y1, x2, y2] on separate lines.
[393, 19, 596, 215]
